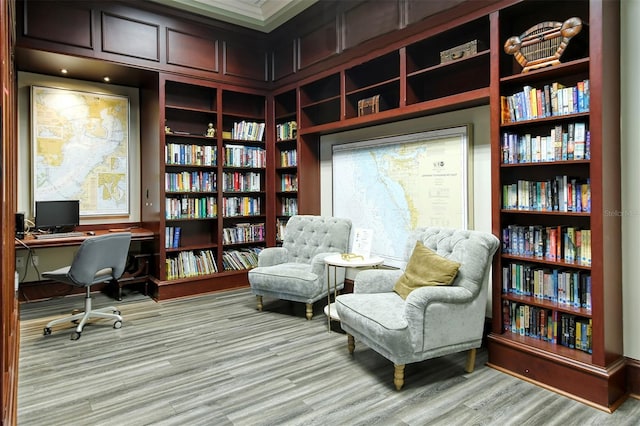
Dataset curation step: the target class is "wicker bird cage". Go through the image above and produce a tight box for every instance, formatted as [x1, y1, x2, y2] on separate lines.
[504, 17, 582, 73]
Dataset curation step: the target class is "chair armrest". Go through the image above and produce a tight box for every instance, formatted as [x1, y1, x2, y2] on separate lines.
[310, 252, 339, 276]
[257, 247, 289, 267]
[353, 268, 404, 294]
[404, 285, 480, 349]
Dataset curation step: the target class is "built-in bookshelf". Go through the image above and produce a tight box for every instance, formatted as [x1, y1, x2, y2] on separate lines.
[274, 89, 299, 243]
[488, 0, 623, 411]
[154, 76, 269, 293]
[221, 89, 267, 270]
[162, 78, 220, 282]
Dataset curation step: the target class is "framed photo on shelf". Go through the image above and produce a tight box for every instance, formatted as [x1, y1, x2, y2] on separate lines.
[31, 85, 130, 216]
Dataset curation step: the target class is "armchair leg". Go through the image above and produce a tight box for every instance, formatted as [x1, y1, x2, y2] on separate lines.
[347, 334, 355, 354]
[465, 348, 476, 373]
[394, 364, 405, 390]
[256, 296, 263, 311]
[305, 303, 313, 320]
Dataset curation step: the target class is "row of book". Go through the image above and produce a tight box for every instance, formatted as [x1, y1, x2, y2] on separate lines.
[230, 121, 265, 141]
[222, 171, 261, 192]
[281, 198, 298, 216]
[222, 196, 261, 217]
[165, 226, 182, 249]
[166, 249, 218, 280]
[222, 223, 265, 245]
[223, 145, 266, 168]
[165, 171, 217, 193]
[165, 143, 217, 166]
[281, 174, 298, 192]
[280, 149, 297, 167]
[502, 225, 592, 266]
[501, 123, 589, 164]
[502, 262, 591, 309]
[503, 301, 592, 353]
[222, 247, 262, 270]
[276, 121, 297, 141]
[166, 196, 217, 220]
[502, 176, 590, 212]
[276, 218, 289, 242]
[501, 79, 590, 124]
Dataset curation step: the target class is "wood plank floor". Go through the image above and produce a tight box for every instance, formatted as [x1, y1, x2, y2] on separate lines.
[17, 288, 640, 425]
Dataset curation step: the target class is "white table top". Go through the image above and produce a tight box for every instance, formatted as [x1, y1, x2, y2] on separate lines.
[324, 253, 385, 268]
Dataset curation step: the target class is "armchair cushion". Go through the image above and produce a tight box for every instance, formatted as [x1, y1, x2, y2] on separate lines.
[393, 241, 461, 299]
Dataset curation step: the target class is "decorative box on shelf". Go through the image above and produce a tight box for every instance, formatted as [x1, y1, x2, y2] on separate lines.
[358, 95, 381, 117]
[440, 40, 480, 64]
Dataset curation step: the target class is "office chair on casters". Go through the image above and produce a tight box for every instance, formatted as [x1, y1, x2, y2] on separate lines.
[42, 232, 132, 340]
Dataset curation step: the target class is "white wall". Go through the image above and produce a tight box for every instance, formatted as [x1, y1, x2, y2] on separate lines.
[621, 0, 640, 360]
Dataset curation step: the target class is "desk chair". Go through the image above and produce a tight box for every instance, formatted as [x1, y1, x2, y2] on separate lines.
[42, 232, 132, 340]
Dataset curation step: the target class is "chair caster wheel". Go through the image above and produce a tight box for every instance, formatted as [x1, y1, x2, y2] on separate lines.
[113, 320, 122, 329]
[70, 331, 81, 340]
[113, 310, 121, 316]
[43, 327, 52, 336]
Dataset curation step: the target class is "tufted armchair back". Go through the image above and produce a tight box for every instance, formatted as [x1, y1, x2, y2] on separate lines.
[282, 215, 351, 263]
[406, 227, 500, 298]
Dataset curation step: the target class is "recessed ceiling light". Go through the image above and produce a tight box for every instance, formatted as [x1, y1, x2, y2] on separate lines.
[60, 69, 68, 74]
[103, 76, 110, 82]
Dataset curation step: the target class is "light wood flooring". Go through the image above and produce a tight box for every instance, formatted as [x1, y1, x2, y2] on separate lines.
[17, 287, 640, 425]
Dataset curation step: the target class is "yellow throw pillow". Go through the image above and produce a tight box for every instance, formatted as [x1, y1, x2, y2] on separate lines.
[393, 241, 461, 299]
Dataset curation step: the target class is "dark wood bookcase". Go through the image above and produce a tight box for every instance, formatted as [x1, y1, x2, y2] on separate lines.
[220, 89, 267, 272]
[152, 74, 268, 299]
[487, 0, 623, 412]
[273, 88, 298, 243]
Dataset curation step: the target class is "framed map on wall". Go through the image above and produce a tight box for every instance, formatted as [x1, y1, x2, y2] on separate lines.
[31, 86, 130, 216]
[332, 125, 471, 268]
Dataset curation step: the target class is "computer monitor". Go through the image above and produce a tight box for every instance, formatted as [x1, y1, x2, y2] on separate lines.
[35, 200, 80, 233]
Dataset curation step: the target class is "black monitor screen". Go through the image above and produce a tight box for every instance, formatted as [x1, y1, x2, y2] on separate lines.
[35, 200, 80, 233]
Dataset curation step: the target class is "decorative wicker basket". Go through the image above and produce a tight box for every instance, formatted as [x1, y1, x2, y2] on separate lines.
[504, 17, 582, 73]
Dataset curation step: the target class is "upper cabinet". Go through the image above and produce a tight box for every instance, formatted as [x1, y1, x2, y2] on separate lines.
[16, 0, 268, 86]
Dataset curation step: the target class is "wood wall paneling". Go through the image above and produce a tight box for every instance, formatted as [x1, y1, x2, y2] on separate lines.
[222, 40, 267, 82]
[101, 12, 159, 62]
[342, 0, 401, 50]
[406, 0, 466, 26]
[23, 0, 92, 49]
[167, 28, 218, 73]
[272, 40, 295, 82]
[297, 20, 338, 70]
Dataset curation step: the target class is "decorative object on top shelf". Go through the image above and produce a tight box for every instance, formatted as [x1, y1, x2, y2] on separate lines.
[206, 123, 216, 138]
[440, 40, 481, 64]
[504, 17, 582, 73]
[357, 94, 381, 117]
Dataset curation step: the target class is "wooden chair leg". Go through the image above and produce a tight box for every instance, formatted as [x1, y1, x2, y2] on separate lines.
[305, 303, 313, 320]
[394, 364, 405, 390]
[347, 334, 355, 354]
[256, 295, 263, 311]
[465, 348, 476, 373]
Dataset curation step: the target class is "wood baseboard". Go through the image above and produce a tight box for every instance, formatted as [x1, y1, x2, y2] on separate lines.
[626, 356, 640, 398]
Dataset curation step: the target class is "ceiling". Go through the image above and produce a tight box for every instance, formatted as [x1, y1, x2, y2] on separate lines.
[147, 0, 318, 32]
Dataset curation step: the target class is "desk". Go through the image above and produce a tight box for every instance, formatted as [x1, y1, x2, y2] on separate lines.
[16, 228, 154, 249]
[323, 254, 385, 330]
[16, 228, 154, 301]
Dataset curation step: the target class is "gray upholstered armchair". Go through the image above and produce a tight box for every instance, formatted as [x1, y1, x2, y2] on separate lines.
[335, 227, 500, 390]
[248, 215, 352, 319]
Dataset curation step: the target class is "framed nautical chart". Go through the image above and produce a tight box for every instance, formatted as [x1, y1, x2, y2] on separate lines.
[31, 86, 130, 216]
